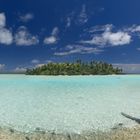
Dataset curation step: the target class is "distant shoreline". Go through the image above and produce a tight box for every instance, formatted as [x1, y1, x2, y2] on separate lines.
[26, 61, 122, 75]
[1, 73, 140, 75]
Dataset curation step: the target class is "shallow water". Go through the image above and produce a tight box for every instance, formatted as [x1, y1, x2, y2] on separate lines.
[0, 74, 140, 133]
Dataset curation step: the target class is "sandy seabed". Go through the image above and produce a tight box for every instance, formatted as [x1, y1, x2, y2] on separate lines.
[0, 126, 140, 140]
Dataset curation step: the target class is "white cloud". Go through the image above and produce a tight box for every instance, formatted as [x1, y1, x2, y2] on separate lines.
[113, 64, 140, 74]
[45, 60, 53, 63]
[0, 13, 6, 27]
[81, 25, 131, 47]
[103, 31, 131, 46]
[76, 4, 88, 25]
[0, 28, 13, 45]
[54, 44, 103, 56]
[35, 63, 46, 68]
[0, 13, 13, 45]
[64, 12, 75, 28]
[19, 13, 34, 22]
[124, 25, 140, 33]
[15, 26, 39, 46]
[31, 59, 40, 64]
[44, 27, 59, 45]
[14, 67, 26, 73]
[132, 26, 140, 32]
[44, 36, 57, 45]
[65, 5, 89, 27]
[66, 17, 71, 28]
[51, 27, 59, 36]
[0, 13, 39, 46]
[0, 64, 5, 71]
[86, 24, 113, 33]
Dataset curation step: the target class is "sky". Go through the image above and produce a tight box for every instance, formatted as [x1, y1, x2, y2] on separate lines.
[0, 0, 140, 73]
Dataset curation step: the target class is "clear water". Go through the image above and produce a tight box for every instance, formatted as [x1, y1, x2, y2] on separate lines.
[0, 74, 140, 133]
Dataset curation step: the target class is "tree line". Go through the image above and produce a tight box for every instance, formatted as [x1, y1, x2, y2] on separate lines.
[26, 60, 122, 75]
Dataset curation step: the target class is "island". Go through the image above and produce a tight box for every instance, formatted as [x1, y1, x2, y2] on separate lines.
[26, 60, 122, 75]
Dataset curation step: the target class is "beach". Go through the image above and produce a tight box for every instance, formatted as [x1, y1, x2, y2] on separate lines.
[0, 126, 140, 140]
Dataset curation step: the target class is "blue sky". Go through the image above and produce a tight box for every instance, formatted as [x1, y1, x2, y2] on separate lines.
[0, 0, 140, 73]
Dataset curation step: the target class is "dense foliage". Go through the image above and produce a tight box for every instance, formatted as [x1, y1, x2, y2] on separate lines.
[26, 60, 122, 75]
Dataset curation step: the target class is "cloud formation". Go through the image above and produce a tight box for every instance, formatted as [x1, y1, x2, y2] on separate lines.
[86, 24, 113, 33]
[66, 17, 71, 28]
[65, 4, 89, 28]
[0, 13, 6, 27]
[113, 64, 140, 73]
[31, 59, 40, 64]
[19, 13, 34, 22]
[0, 28, 13, 45]
[54, 44, 103, 56]
[0, 64, 5, 71]
[84, 31, 131, 46]
[82, 24, 140, 48]
[76, 4, 88, 25]
[35, 63, 46, 68]
[64, 12, 75, 28]
[81, 25, 131, 47]
[14, 67, 26, 73]
[15, 26, 39, 46]
[124, 25, 140, 33]
[44, 27, 59, 45]
[0, 13, 38, 46]
[44, 36, 57, 45]
[0, 13, 13, 45]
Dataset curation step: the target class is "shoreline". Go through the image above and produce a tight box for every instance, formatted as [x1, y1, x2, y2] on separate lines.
[0, 73, 140, 76]
[0, 125, 140, 140]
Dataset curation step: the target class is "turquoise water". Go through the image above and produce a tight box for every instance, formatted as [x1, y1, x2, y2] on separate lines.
[0, 74, 140, 133]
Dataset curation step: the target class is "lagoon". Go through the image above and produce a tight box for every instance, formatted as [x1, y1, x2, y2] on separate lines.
[0, 74, 140, 133]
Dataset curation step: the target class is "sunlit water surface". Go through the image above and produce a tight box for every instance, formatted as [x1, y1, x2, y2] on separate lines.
[0, 74, 140, 133]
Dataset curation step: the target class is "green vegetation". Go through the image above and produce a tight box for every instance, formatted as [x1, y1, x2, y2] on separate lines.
[26, 60, 122, 75]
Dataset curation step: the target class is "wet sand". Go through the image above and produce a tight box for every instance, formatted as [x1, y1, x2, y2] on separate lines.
[0, 126, 140, 140]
